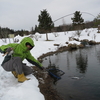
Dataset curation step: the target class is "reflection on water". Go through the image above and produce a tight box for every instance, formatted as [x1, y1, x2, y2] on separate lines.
[46, 56, 59, 69]
[76, 50, 88, 73]
[42, 45, 100, 100]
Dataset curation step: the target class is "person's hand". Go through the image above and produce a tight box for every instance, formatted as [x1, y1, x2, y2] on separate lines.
[6, 47, 13, 53]
[6, 47, 13, 56]
[42, 67, 47, 72]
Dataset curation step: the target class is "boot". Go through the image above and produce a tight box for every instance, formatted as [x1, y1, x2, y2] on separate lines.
[12, 71, 18, 78]
[18, 73, 30, 83]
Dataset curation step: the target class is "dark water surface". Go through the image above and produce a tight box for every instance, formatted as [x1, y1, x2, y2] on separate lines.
[42, 45, 100, 100]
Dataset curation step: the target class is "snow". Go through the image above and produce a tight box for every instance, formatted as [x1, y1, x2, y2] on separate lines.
[0, 28, 100, 100]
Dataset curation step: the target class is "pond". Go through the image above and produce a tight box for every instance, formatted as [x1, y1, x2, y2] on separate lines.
[42, 45, 100, 100]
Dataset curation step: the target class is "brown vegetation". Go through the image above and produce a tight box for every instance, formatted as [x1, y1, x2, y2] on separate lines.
[32, 66, 63, 100]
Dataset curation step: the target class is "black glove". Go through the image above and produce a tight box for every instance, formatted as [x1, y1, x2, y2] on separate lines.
[6, 47, 13, 56]
[42, 67, 47, 72]
[6, 47, 13, 53]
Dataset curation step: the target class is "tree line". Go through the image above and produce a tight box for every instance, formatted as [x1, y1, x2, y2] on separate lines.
[0, 10, 100, 39]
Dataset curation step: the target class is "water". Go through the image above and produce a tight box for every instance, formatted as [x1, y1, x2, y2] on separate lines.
[42, 45, 100, 100]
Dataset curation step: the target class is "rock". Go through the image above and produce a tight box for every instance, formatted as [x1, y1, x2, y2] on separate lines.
[89, 40, 96, 45]
[65, 42, 68, 44]
[78, 44, 84, 48]
[54, 44, 60, 46]
[68, 43, 78, 49]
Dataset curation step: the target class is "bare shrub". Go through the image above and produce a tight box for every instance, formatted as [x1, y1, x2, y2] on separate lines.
[34, 32, 42, 41]
[53, 32, 59, 37]
[75, 30, 82, 37]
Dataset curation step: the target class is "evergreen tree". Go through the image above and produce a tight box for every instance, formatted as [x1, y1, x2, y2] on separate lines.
[30, 27, 34, 34]
[34, 25, 38, 33]
[71, 11, 84, 25]
[97, 13, 100, 19]
[38, 9, 54, 40]
[93, 13, 100, 27]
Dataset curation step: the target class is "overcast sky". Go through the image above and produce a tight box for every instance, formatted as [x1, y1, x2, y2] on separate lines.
[0, 0, 100, 31]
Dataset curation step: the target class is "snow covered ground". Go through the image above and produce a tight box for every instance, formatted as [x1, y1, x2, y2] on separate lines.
[0, 28, 100, 100]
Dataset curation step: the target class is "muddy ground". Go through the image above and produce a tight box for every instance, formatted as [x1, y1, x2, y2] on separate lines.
[32, 66, 63, 100]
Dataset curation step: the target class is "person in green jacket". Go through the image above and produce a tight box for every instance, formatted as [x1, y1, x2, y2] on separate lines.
[0, 37, 44, 83]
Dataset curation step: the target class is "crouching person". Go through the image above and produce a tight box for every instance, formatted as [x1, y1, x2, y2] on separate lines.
[0, 37, 44, 83]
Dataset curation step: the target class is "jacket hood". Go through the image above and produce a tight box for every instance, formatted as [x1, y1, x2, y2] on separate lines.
[20, 37, 35, 50]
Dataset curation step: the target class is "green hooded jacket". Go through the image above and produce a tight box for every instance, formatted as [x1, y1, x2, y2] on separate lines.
[0, 37, 43, 69]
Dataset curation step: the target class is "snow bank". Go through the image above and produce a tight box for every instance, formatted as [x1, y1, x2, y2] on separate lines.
[0, 67, 44, 100]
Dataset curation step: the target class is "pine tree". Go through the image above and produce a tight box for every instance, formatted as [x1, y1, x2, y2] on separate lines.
[94, 13, 100, 27]
[71, 11, 84, 25]
[71, 11, 84, 37]
[30, 27, 34, 34]
[34, 25, 38, 33]
[97, 13, 100, 20]
[38, 9, 54, 40]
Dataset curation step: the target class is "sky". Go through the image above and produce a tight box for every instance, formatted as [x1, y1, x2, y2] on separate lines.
[0, 0, 100, 30]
